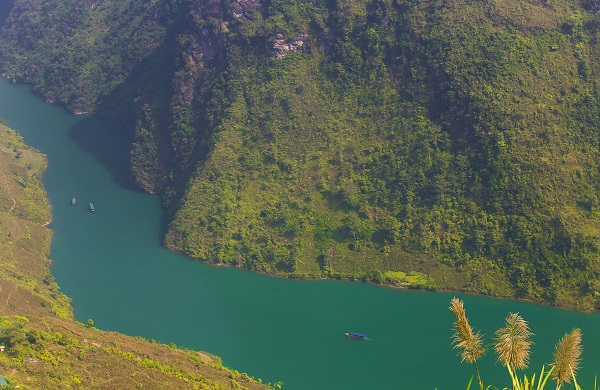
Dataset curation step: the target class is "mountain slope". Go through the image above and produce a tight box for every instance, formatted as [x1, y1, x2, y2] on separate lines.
[1, 0, 599, 310]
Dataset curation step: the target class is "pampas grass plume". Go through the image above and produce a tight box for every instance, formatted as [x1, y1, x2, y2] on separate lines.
[494, 312, 533, 370]
[449, 297, 485, 364]
[551, 328, 582, 387]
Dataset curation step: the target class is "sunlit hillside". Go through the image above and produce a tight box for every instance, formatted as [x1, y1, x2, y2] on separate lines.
[1, 0, 599, 310]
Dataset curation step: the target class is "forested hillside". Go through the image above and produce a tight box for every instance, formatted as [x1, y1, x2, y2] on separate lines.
[1, 0, 599, 310]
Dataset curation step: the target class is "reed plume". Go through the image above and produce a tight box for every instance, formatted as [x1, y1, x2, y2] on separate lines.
[551, 328, 582, 388]
[494, 312, 533, 370]
[449, 297, 485, 389]
[450, 298, 486, 363]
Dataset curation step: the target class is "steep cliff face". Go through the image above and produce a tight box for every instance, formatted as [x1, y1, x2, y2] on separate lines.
[129, 0, 234, 193]
[2, 0, 600, 309]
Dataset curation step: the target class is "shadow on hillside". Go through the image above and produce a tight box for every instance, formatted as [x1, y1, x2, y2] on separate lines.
[67, 116, 137, 192]
[0, 0, 14, 28]
[65, 9, 181, 195]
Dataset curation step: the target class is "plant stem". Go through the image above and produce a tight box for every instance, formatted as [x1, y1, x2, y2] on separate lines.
[474, 361, 484, 390]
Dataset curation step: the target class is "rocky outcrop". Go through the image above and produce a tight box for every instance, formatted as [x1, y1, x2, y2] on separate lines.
[272, 32, 307, 58]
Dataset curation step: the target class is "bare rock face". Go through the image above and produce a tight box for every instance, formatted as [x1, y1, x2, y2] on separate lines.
[231, 0, 261, 18]
[87, 0, 103, 10]
[273, 32, 307, 59]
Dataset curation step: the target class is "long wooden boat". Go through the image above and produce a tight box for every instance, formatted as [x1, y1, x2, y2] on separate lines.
[345, 332, 367, 340]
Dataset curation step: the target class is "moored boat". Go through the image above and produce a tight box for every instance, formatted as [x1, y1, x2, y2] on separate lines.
[72, 197, 76, 205]
[345, 332, 367, 340]
[89, 202, 95, 212]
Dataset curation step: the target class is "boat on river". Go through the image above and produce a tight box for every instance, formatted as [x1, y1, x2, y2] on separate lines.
[89, 202, 95, 212]
[71, 198, 76, 205]
[345, 332, 367, 340]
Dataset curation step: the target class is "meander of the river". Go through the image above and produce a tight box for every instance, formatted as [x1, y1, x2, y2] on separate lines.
[0, 77, 599, 389]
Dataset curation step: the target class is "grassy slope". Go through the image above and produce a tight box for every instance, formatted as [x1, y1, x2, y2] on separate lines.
[0, 122, 273, 389]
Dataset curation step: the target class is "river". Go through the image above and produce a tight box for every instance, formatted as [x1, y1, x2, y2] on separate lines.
[0, 77, 598, 389]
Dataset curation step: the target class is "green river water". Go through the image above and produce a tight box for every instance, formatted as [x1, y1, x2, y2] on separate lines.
[0, 77, 599, 389]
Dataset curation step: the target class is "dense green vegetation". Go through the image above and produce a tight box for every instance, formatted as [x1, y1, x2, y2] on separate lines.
[0, 121, 272, 389]
[1, 0, 599, 310]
